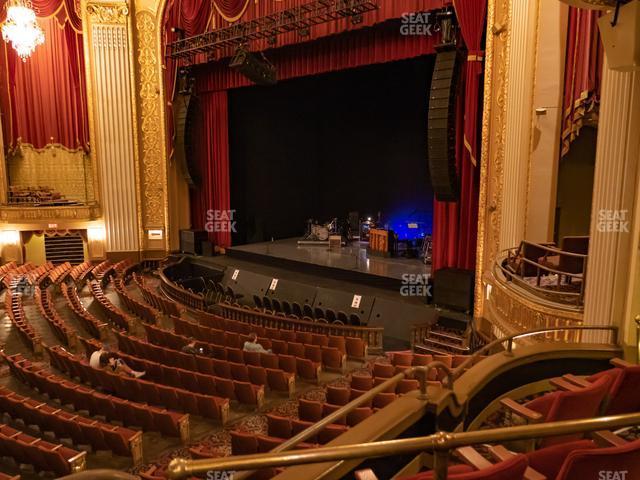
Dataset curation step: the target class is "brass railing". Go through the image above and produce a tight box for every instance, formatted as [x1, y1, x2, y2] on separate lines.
[165, 324, 620, 480]
[450, 324, 619, 382]
[58, 470, 139, 480]
[167, 412, 640, 479]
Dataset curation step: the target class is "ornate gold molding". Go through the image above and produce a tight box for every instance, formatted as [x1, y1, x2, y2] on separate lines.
[0, 204, 101, 222]
[87, 3, 129, 24]
[474, 0, 511, 318]
[135, 10, 166, 230]
[486, 271, 585, 344]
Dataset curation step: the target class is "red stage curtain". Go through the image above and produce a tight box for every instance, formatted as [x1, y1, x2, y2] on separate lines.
[453, 0, 486, 167]
[0, 0, 87, 152]
[190, 91, 231, 248]
[561, 7, 602, 157]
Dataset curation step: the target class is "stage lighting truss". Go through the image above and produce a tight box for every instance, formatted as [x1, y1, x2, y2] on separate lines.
[166, 0, 379, 61]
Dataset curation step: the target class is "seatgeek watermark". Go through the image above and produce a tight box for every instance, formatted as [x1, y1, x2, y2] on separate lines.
[205, 209, 237, 233]
[205, 472, 234, 480]
[596, 209, 630, 233]
[598, 471, 628, 480]
[400, 273, 432, 298]
[400, 12, 434, 36]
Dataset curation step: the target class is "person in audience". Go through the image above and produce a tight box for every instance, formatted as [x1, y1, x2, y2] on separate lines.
[89, 345, 109, 368]
[243, 332, 272, 354]
[100, 352, 146, 378]
[181, 340, 202, 355]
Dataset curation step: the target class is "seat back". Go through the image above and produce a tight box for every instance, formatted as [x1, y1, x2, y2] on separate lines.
[401, 454, 527, 480]
[592, 365, 640, 415]
[556, 439, 640, 480]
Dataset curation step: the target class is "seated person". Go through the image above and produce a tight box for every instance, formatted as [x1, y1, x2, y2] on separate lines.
[181, 340, 203, 355]
[243, 332, 272, 354]
[100, 353, 146, 378]
[89, 345, 109, 368]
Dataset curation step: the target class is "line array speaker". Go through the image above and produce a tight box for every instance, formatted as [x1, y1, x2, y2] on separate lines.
[173, 89, 201, 186]
[427, 49, 463, 202]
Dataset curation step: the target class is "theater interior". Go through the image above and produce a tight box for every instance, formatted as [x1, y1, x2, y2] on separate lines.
[0, 0, 638, 479]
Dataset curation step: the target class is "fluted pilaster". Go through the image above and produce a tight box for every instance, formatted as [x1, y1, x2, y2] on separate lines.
[498, 0, 539, 250]
[85, 1, 141, 254]
[583, 60, 640, 345]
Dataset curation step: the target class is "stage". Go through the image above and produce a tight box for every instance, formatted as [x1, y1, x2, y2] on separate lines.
[226, 238, 431, 290]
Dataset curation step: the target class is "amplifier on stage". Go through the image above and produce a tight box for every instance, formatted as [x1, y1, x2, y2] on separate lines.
[180, 229, 208, 255]
[367, 228, 393, 257]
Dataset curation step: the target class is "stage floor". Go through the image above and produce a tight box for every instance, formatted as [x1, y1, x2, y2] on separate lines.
[227, 238, 430, 287]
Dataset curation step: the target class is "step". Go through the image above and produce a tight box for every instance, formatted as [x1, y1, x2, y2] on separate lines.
[428, 329, 466, 346]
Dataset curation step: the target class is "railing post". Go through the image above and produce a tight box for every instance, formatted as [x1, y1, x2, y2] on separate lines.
[417, 367, 429, 400]
[505, 338, 514, 355]
[433, 431, 452, 480]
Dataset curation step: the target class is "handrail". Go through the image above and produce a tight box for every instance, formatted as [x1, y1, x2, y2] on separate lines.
[450, 324, 619, 383]
[231, 361, 453, 480]
[167, 412, 640, 479]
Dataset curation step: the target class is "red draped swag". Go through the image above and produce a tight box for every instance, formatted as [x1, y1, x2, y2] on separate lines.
[561, 7, 603, 157]
[0, 0, 88, 152]
[431, 0, 485, 273]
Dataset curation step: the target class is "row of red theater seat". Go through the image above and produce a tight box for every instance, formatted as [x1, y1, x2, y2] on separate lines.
[330, 376, 421, 401]
[143, 323, 323, 383]
[114, 330, 295, 396]
[23, 262, 54, 285]
[133, 273, 183, 317]
[114, 278, 161, 324]
[68, 261, 94, 285]
[173, 315, 347, 370]
[2, 352, 187, 439]
[1, 265, 35, 289]
[4, 290, 41, 354]
[0, 386, 141, 459]
[111, 259, 133, 278]
[59, 282, 106, 340]
[34, 286, 78, 349]
[90, 260, 114, 281]
[265, 413, 350, 444]
[180, 312, 369, 360]
[46, 345, 230, 423]
[46, 261, 72, 285]
[79, 337, 266, 408]
[192, 310, 368, 358]
[0, 423, 84, 476]
[298, 396, 392, 425]
[88, 280, 133, 331]
[145, 324, 322, 383]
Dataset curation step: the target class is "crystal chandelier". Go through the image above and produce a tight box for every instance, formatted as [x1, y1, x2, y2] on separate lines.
[1, 0, 44, 61]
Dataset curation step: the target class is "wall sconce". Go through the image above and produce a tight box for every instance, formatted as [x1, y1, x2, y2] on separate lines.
[87, 226, 106, 260]
[0, 230, 20, 246]
[87, 226, 106, 242]
[0, 230, 22, 263]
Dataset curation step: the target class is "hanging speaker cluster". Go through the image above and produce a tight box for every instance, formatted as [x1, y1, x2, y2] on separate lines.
[173, 69, 201, 186]
[230, 46, 278, 86]
[427, 48, 463, 202]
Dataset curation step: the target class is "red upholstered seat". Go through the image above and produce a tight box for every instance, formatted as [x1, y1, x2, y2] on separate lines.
[525, 440, 597, 479]
[319, 423, 349, 444]
[266, 368, 294, 394]
[322, 403, 346, 425]
[351, 374, 373, 391]
[391, 351, 414, 366]
[298, 398, 323, 422]
[248, 365, 268, 386]
[373, 363, 396, 378]
[587, 363, 640, 414]
[345, 337, 367, 359]
[524, 375, 612, 447]
[326, 385, 351, 406]
[230, 430, 258, 455]
[267, 414, 292, 439]
[398, 454, 527, 480]
[278, 354, 297, 374]
[296, 357, 321, 383]
[347, 407, 374, 426]
[555, 438, 640, 480]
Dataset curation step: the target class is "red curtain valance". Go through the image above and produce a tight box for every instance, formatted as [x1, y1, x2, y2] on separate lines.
[0, 0, 88, 153]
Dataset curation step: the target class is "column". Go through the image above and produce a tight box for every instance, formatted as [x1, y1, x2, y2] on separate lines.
[583, 59, 640, 345]
[84, 0, 141, 258]
[498, 0, 540, 251]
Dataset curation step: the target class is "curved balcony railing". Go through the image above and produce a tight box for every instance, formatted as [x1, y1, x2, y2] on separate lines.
[495, 242, 587, 307]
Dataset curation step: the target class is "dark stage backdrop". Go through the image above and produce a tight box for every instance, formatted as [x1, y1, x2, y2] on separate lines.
[228, 56, 435, 245]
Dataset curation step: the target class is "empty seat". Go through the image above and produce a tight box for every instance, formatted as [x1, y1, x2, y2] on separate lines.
[230, 430, 258, 455]
[373, 363, 396, 378]
[326, 385, 351, 406]
[351, 374, 373, 391]
[298, 398, 323, 422]
[267, 414, 292, 439]
[297, 358, 321, 383]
